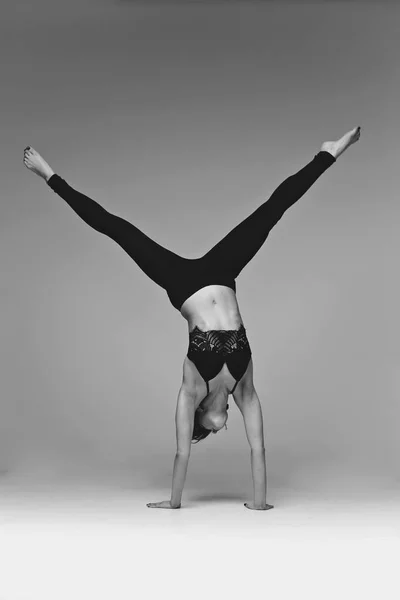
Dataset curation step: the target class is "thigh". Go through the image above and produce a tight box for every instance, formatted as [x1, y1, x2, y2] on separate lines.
[106, 214, 187, 289]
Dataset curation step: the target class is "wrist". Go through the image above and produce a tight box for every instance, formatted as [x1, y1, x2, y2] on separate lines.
[170, 492, 182, 508]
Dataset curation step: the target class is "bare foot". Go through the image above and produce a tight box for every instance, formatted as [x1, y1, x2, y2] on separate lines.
[23, 146, 55, 181]
[321, 126, 361, 159]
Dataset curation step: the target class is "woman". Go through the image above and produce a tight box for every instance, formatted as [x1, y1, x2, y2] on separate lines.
[23, 126, 360, 510]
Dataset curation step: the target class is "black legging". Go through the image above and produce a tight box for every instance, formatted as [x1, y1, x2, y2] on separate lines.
[47, 151, 335, 310]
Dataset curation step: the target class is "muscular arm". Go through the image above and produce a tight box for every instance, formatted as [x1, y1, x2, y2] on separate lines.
[147, 386, 194, 509]
[241, 392, 267, 507]
[236, 387, 273, 510]
[170, 387, 195, 508]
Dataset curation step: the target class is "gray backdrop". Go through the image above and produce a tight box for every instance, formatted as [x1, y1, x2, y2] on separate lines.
[0, 0, 398, 492]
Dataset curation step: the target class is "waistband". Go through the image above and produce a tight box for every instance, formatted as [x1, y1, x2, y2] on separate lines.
[188, 324, 251, 354]
[189, 323, 246, 335]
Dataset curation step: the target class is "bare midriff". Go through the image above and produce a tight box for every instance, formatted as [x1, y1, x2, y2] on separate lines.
[180, 285, 244, 332]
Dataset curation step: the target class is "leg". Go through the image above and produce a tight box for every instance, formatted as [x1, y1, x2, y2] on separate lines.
[46, 175, 185, 289]
[202, 127, 360, 278]
[23, 147, 185, 290]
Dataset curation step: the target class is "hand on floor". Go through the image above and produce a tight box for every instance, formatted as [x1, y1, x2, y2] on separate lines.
[146, 500, 181, 509]
[244, 502, 274, 511]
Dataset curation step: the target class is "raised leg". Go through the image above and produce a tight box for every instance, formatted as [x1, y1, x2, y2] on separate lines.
[201, 127, 360, 278]
[23, 147, 185, 290]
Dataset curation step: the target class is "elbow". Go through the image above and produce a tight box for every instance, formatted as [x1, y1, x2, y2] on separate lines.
[176, 449, 190, 460]
[251, 446, 265, 454]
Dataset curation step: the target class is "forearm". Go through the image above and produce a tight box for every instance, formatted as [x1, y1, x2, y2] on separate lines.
[250, 448, 267, 507]
[170, 451, 190, 508]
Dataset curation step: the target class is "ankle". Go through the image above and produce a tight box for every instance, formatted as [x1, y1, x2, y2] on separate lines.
[44, 169, 55, 182]
[320, 141, 336, 158]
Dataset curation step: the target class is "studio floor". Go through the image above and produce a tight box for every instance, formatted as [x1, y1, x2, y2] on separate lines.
[0, 468, 398, 600]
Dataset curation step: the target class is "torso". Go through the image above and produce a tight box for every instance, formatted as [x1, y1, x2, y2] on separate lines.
[180, 285, 243, 332]
[180, 285, 251, 410]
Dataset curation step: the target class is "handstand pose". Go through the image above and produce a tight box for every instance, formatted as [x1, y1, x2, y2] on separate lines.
[23, 126, 360, 510]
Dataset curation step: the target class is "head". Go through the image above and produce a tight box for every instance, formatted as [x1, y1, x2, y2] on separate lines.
[191, 404, 229, 444]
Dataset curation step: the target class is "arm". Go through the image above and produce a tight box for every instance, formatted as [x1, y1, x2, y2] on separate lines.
[147, 386, 194, 509]
[237, 388, 273, 510]
[170, 387, 195, 507]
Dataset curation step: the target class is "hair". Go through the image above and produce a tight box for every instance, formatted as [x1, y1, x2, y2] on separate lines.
[191, 403, 230, 444]
[191, 409, 212, 444]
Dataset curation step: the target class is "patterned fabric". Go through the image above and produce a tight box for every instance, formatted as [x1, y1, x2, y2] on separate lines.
[188, 324, 250, 355]
[187, 324, 252, 394]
